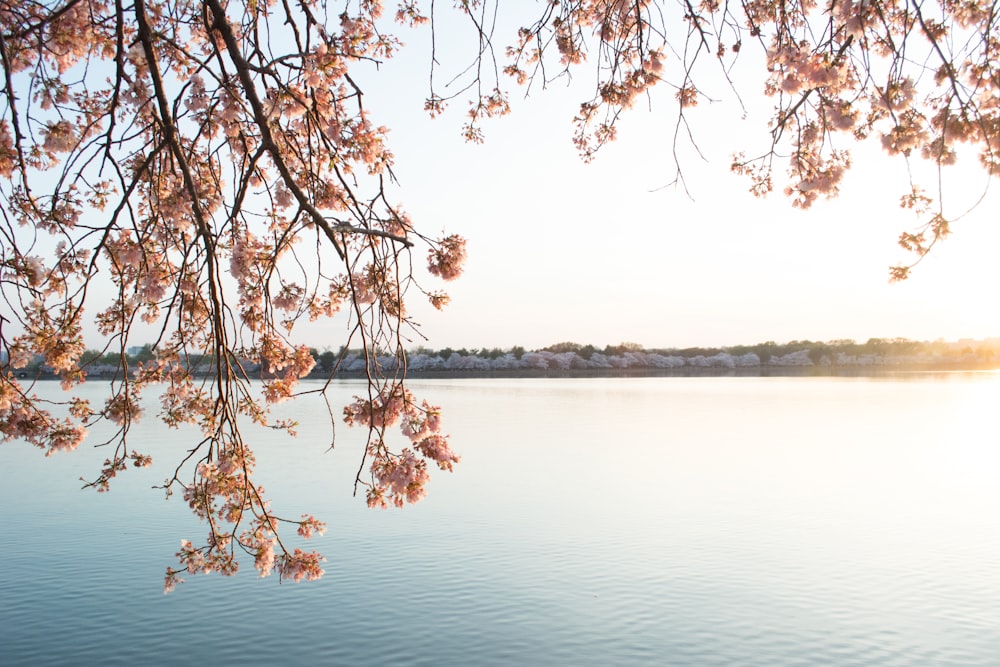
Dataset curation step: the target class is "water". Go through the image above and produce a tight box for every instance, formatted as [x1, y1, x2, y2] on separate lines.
[2, 374, 999, 665]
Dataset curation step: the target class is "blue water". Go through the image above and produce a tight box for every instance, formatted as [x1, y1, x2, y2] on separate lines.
[2, 375, 999, 665]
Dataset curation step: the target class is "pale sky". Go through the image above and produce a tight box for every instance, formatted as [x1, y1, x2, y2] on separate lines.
[295, 17, 1000, 352]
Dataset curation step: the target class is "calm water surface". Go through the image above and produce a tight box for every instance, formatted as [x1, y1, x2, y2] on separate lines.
[2, 374, 999, 665]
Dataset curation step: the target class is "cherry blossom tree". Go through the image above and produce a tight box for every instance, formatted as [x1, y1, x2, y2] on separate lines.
[1, 0, 996, 590]
[0, 0, 464, 592]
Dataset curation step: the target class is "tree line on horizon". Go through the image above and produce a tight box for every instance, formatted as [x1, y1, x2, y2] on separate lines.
[9, 336, 992, 376]
[377, 337, 999, 371]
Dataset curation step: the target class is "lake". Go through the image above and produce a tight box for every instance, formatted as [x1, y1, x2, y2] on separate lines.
[2, 374, 999, 665]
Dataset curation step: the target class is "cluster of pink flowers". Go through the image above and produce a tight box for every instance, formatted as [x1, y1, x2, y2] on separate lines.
[306, 277, 351, 320]
[396, 1, 429, 26]
[784, 148, 851, 208]
[427, 234, 467, 281]
[344, 384, 460, 509]
[427, 291, 451, 310]
[297, 514, 327, 539]
[463, 89, 511, 144]
[343, 384, 411, 430]
[156, 366, 211, 428]
[229, 234, 263, 283]
[556, 32, 585, 66]
[272, 283, 304, 312]
[185, 457, 248, 523]
[255, 339, 317, 403]
[168, 536, 238, 591]
[103, 391, 144, 425]
[164, 436, 328, 590]
[0, 120, 16, 178]
[414, 434, 460, 472]
[1, 370, 88, 456]
[881, 117, 932, 157]
[253, 538, 276, 576]
[41, 120, 77, 154]
[277, 549, 326, 583]
[369, 449, 430, 507]
[767, 45, 853, 96]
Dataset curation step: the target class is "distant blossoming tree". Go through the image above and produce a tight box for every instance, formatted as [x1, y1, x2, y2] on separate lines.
[1, 0, 995, 590]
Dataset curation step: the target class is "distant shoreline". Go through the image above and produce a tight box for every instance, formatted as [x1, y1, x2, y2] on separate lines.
[14, 364, 998, 384]
[13, 337, 1000, 381]
[354, 363, 999, 381]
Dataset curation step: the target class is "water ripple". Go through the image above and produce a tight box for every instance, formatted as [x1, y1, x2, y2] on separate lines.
[2, 376, 999, 665]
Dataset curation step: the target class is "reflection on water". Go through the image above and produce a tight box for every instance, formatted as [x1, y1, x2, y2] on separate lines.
[2, 374, 999, 665]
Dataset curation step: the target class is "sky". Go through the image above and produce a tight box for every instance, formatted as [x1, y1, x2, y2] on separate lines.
[294, 11, 1000, 352]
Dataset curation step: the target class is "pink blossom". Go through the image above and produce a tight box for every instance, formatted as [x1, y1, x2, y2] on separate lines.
[370, 449, 430, 507]
[163, 570, 184, 594]
[427, 235, 467, 281]
[278, 549, 325, 583]
[45, 422, 86, 455]
[42, 121, 77, 154]
[254, 539, 276, 577]
[416, 434, 461, 471]
[297, 514, 327, 538]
